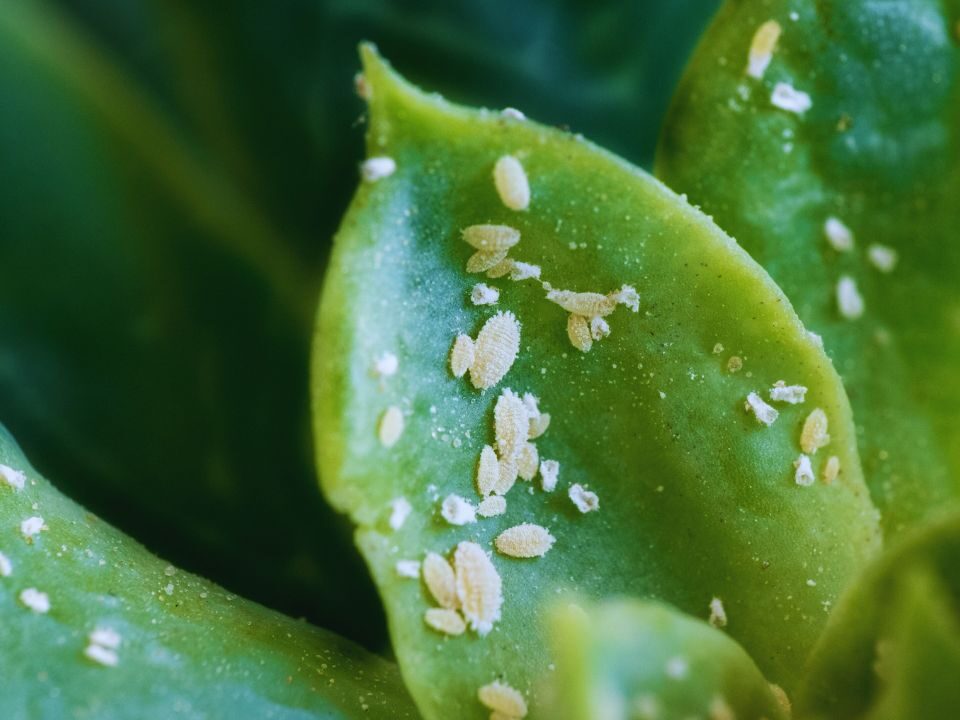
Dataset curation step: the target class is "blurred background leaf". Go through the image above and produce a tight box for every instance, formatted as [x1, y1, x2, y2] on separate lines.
[0, 0, 719, 649]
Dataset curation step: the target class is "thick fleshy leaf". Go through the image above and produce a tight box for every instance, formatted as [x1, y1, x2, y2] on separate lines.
[313, 45, 880, 719]
[798, 511, 960, 719]
[0, 423, 418, 719]
[547, 599, 789, 720]
[656, 0, 960, 535]
[0, 0, 382, 641]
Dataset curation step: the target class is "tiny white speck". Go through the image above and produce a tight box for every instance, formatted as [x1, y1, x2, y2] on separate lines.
[569, 483, 599, 513]
[824, 217, 854, 252]
[0, 551, 12, 577]
[373, 352, 399, 377]
[21, 516, 46, 541]
[794, 454, 815, 486]
[867, 244, 898, 273]
[90, 627, 122, 649]
[395, 559, 420, 579]
[389, 497, 412, 531]
[84, 643, 119, 667]
[441, 494, 477, 526]
[493, 155, 531, 211]
[708, 597, 728, 628]
[745, 392, 779, 426]
[0, 464, 26, 491]
[470, 283, 500, 306]
[746, 20, 782, 79]
[806, 578, 817, 587]
[771, 82, 812, 114]
[836, 275, 864, 320]
[164, 583, 174, 596]
[20, 587, 50, 613]
[769, 381, 807, 404]
[665, 656, 689, 679]
[360, 156, 396, 182]
[378, 406, 405, 447]
[539, 459, 560, 492]
[501, 107, 526, 121]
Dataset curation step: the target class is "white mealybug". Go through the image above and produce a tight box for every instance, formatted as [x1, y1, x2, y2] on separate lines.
[441, 494, 477, 526]
[360, 156, 396, 182]
[378, 406, 405, 447]
[389, 497, 412, 531]
[708, 597, 728, 628]
[589, 316, 611, 341]
[478, 680, 528, 718]
[568, 483, 599, 513]
[539, 460, 560, 492]
[493, 155, 531, 211]
[454, 541, 503, 636]
[424, 607, 466, 636]
[801, 408, 831, 454]
[493, 457, 519, 496]
[20, 516, 46, 541]
[462, 224, 521, 252]
[450, 334, 476, 379]
[494, 523, 555, 558]
[508, 261, 542, 281]
[423, 552, 458, 610]
[495, 389, 529, 461]
[471, 283, 500, 306]
[466, 248, 509, 274]
[771, 82, 812, 114]
[477, 495, 507, 517]
[745, 392, 779, 426]
[395, 560, 421, 579]
[867, 244, 899, 273]
[19, 588, 50, 614]
[823, 456, 841, 484]
[470, 312, 521, 390]
[769, 381, 807, 404]
[373, 352, 398, 377]
[485, 257, 515, 279]
[567, 314, 593, 353]
[516, 443, 540, 481]
[747, 20, 782, 79]
[89, 627, 122, 649]
[0, 464, 26, 491]
[0, 551, 12, 577]
[794, 454, 815, 486]
[477, 445, 501, 496]
[84, 644, 119, 667]
[547, 290, 617, 318]
[824, 217, 854, 252]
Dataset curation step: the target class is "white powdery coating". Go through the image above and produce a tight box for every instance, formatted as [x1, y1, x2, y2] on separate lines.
[0, 464, 26, 491]
[747, 20, 782, 78]
[567, 313, 593, 353]
[478, 680, 528, 718]
[462, 224, 521, 252]
[470, 312, 521, 390]
[467, 248, 509, 274]
[0, 551, 12, 577]
[495, 523, 555, 558]
[450, 334, 476, 379]
[769, 381, 807, 404]
[517, 443, 539, 481]
[540, 460, 560, 492]
[868, 244, 899, 273]
[771, 82, 812, 114]
[477, 445, 501, 496]
[589, 316, 611, 341]
[20, 587, 50, 614]
[807, 330, 824, 349]
[493, 155, 531, 211]
[495, 389, 529, 461]
[378, 406, 405, 447]
[471, 283, 500, 306]
[611, 284, 640, 312]
[547, 290, 616, 317]
[423, 552, 458, 610]
[477, 495, 507, 517]
[395, 560, 421, 579]
[84, 644, 119, 667]
[709, 597, 728, 628]
[823, 456, 841, 485]
[801, 408, 831, 454]
[569, 483, 599, 513]
[794, 454, 815, 486]
[494, 457, 519, 496]
[745, 392, 779, 426]
[373, 352, 398, 377]
[454, 541, 503, 636]
[509, 262, 542, 281]
[389, 497, 412, 531]
[360, 156, 396, 182]
[90, 627, 122, 650]
[501, 107, 526, 121]
[21, 516, 46, 540]
[441, 494, 477, 526]
[824, 217, 854, 252]
[424, 607, 466, 636]
[837, 275, 865, 319]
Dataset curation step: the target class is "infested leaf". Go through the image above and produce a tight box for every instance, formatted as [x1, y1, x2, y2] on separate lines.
[546, 598, 789, 720]
[0, 423, 418, 719]
[313, 45, 880, 719]
[656, 0, 960, 535]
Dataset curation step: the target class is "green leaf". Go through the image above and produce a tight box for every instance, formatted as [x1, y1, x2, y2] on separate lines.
[656, 0, 960, 535]
[0, 423, 418, 719]
[0, 0, 383, 641]
[547, 598, 790, 720]
[798, 511, 960, 719]
[313, 45, 880, 719]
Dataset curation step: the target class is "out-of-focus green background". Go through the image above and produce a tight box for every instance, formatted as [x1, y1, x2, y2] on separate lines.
[0, 0, 718, 649]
